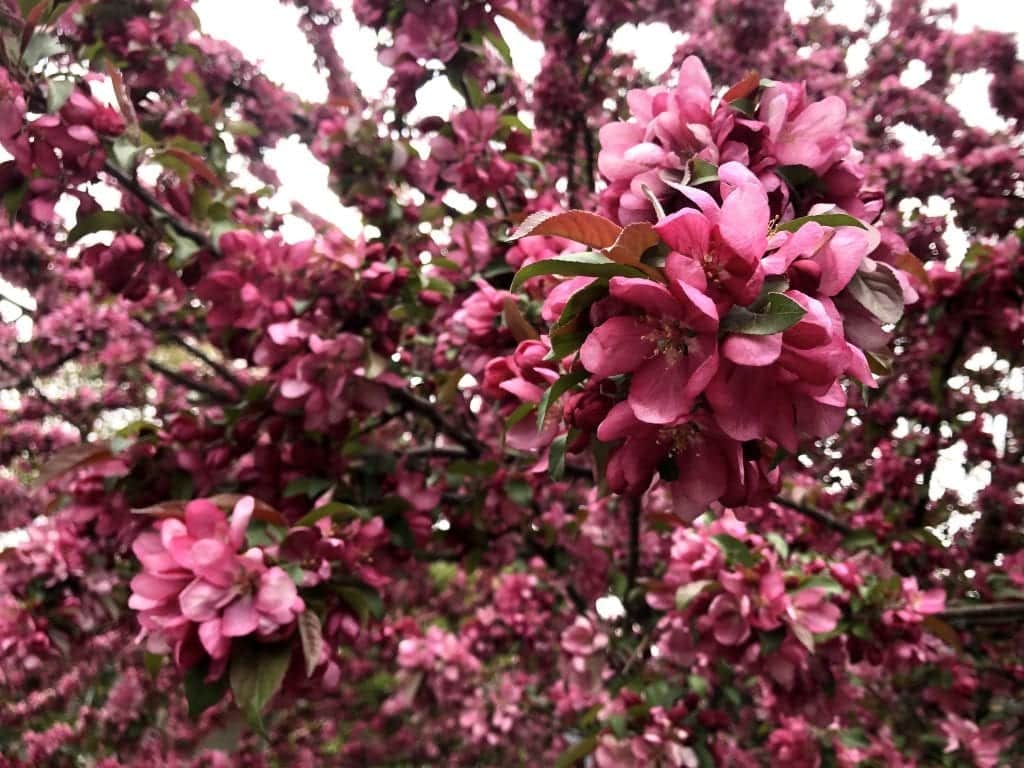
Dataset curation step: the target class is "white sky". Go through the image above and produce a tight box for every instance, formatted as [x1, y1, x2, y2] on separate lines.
[193, 0, 1023, 247]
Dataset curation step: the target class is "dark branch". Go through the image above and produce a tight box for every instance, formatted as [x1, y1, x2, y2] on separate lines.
[939, 602, 1024, 624]
[148, 360, 236, 405]
[103, 160, 216, 252]
[773, 495, 855, 535]
[384, 385, 483, 457]
[166, 335, 246, 394]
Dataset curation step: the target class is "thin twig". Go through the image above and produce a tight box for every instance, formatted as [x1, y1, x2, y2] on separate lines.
[103, 160, 216, 252]
[148, 360, 236, 405]
[385, 385, 483, 457]
[166, 335, 245, 394]
[773, 495, 855, 535]
[939, 602, 1024, 624]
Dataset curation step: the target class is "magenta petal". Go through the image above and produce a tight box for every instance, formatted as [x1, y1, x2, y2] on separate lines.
[653, 208, 711, 258]
[723, 333, 783, 366]
[229, 496, 254, 550]
[580, 316, 657, 378]
[179, 579, 233, 623]
[609, 277, 684, 319]
[184, 499, 224, 540]
[673, 279, 719, 333]
[596, 400, 645, 443]
[629, 356, 694, 424]
[720, 184, 769, 262]
[665, 253, 708, 292]
[257, 568, 299, 618]
[707, 363, 773, 442]
[221, 594, 259, 637]
[131, 572, 189, 601]
[199, 618, 230, 658]
[815, 227, 869, 296]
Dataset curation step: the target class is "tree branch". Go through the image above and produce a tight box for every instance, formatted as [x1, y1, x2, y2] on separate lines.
[773, 495, 855, 535]
[384, 385, 483, 457]
[148, 360, 236, 405]
[103, 160, 216, 253]
[166, 335, 245, 394]
[939, 602, 1024, 624]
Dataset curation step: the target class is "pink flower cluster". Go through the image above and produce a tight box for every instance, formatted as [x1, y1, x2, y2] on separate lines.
[129, 496, 304, 669]
[598, 56, 868, 225]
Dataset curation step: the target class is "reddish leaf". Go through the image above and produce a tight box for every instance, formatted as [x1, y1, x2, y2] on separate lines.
[132, 494, 289, 528]
[104, 60, 138, 135]
[603, 222, 665, 283]
[162, 148, 222, 187]
[506, 210, 622, 250]
[35, 442, 114, 488]
[208, 494, 288, 527]
[21, 0, 50, 49]
[894, 251, 932, 287]
[502, 296, 539, 342]
[723, 70, 760, 103]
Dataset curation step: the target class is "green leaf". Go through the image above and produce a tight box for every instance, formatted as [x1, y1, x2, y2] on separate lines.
[536, 370, 586, 429]
[184, 665, 227, 719]
[45, 77, 74, 113]
[553, 279, 608, 330]
[21, 31, 62, 68]
[774, 212, 866, 233]
[720, 292, 806, 335]
[548, 431, 569, 481]
[555, 735, 598, 768]
[229, 642, 292, 736]
[337, 584, 383, 625]
[111, 136, 141, 170]
[295, 501, 360, 527]
[283, 476, 333, 499]
[690, 157, 718, 186]
[68, 210, 135, 241]
[297, 611, 323, 677]
[711, 534, 757, 567]
[510, 252, 645, 291]
[797, 574, 844, 595]
[506, 401, 536, 428]
[846, 261, 904, 324]
[675, 579, 713, 610]
[765, 532, 789, 559]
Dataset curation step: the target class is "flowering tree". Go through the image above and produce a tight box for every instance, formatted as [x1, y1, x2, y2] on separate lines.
[1, 0, 1023, 765]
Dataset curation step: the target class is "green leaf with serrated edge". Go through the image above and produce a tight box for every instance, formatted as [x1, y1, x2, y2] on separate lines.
[675, 579, 713, 610]
[68, 211, 135, 241]
[720, 292, 806, 335]
[555, 735, 598, 768]
[536, 370, 586, 429]
[184, 664, 226, 719]
[774, 213, 866, 233]
[548, 431, 569, 481]
[229, 642, 291, 736]
[510, 252, 644, 291]
[711, 533, 757, 567]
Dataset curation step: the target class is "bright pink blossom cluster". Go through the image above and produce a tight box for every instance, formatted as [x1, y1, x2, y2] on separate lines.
[503, 64, 918, 516]
[129, 496, 304, 669]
